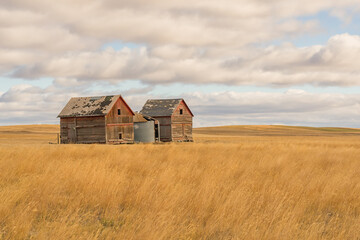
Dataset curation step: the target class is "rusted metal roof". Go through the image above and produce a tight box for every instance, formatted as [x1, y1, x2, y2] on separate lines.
[140, 98, 187, 117]
[58, 95, 121, 118]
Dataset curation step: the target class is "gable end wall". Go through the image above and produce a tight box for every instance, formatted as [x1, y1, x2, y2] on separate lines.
[105, 97, 134, 144]
[171, 101, 193, 141]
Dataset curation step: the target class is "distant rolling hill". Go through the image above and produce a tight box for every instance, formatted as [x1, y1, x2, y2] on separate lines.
[1, 124, 360, 145]
[193, 125, 360, 137]
[0, 125, 60, 144]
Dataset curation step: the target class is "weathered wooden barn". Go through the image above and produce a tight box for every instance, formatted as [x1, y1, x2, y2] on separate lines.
[133, 112, 160, 143]
[140, 99, 194, 142]
[58, 95, 135, 144]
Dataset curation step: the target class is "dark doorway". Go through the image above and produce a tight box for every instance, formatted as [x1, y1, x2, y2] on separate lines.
[155, 123, 159, 141]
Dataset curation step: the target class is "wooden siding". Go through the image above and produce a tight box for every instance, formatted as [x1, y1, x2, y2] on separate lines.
[154, 116, 172, 142]
[171, 100, 193, 141]
[171, 123, 193, 141]
[105, 97, 134, 144]
[171, 124, 183, 138]
[60, 116, 106, 144]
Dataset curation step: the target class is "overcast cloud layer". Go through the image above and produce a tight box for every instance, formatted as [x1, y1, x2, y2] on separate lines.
[1, 0, 360, 127]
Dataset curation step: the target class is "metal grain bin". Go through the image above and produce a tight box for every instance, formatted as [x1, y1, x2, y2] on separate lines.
[134, 121, 156, 143]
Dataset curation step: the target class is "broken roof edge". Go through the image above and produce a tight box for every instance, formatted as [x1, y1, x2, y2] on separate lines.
[133, 112, 158, 122]
[141, 113, 158, 121]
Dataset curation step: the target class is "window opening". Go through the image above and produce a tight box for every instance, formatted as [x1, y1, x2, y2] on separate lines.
[180, 109, 183, 115]
[117, 109, 121, 115]
[119, 133, 123, 139]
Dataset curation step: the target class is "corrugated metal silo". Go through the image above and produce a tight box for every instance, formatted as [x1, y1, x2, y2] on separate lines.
[134, 121, 156, 143]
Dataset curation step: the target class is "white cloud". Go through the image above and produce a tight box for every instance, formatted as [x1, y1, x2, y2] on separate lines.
[10, 34, 360, 87]
[0, 0, 327, 47]
[1, 0, 354, 54]
[1, 0, 360, 126]
[1, 0, 360, 86]
[0, 26, 98, 52]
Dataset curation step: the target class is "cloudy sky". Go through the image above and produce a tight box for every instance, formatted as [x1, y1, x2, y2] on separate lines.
[1, 0, 360, 127]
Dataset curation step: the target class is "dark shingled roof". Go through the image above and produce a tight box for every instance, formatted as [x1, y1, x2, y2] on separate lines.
[140, 98, 187, 117]
[58, 95, 121, 118]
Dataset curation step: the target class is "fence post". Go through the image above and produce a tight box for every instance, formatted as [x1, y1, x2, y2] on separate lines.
[57, 133, 60, 144]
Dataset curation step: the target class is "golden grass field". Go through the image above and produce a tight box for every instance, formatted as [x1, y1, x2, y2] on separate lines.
[1, 125, 360, 239]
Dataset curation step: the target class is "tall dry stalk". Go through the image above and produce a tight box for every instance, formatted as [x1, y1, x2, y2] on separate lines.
[1, 137, 360, 239]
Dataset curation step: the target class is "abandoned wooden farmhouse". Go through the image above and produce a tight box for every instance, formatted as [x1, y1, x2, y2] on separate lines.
[58, 96, 193, 144]
[58, 95, 135, 144]
[140, 99, 194, 142]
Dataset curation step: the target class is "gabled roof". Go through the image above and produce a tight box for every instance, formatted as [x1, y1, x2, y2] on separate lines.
[140, 98, 194, 117]
[58, 95, 134, 118]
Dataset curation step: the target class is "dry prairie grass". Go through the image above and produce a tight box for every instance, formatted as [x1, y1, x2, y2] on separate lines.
[1, 125, 360, 239]
[0, 125, 59, 145]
